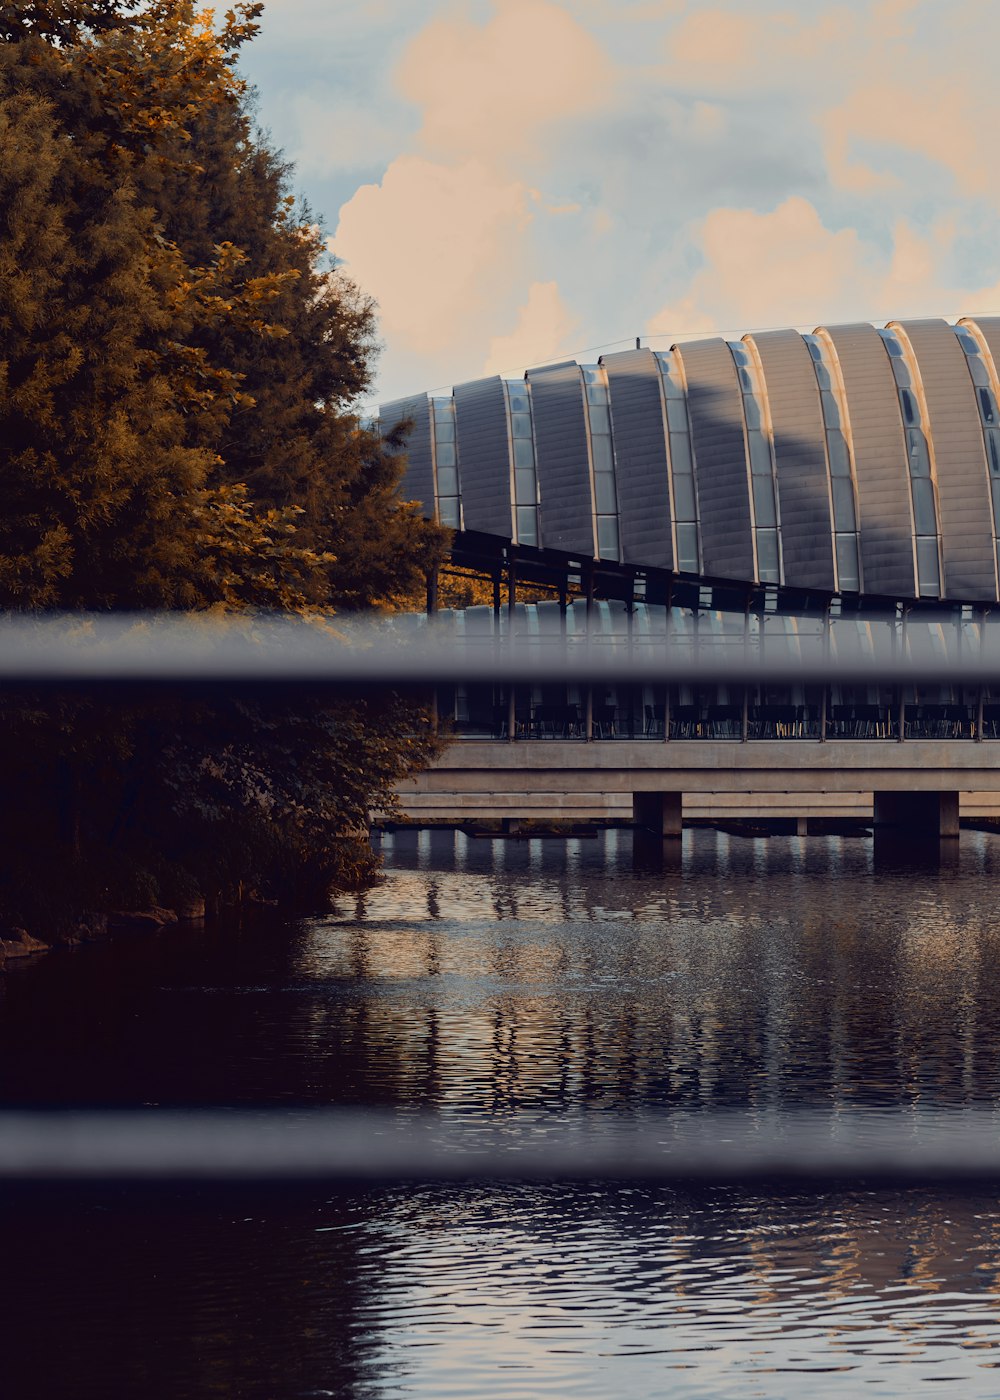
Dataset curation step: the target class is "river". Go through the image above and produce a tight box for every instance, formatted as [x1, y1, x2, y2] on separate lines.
[5, 828, 1000, 1397]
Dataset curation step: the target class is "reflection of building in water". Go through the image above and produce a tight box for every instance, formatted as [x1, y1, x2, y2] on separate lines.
[302, 830, 1000, 1118]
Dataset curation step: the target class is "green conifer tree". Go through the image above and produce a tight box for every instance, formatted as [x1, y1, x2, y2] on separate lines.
[0, 0, 447, 928]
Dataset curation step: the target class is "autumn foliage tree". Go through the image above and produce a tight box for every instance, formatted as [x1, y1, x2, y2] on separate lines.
[0, 0, 448, 926]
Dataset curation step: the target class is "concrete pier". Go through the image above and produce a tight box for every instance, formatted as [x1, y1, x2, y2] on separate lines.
[633, 792, 683, 838]
[873, 790, 960, 838]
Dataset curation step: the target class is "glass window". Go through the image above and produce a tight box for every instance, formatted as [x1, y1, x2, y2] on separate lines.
[666, 397, 688, 432]
[911, 476, 937, 534]
[756, 528, 780, 582]
[433, 417, 455, 442]
[820, 391, 841, 429]
[805, 337, 823, 362]
[672, 472, 697, 520]
[507, 389, 530, 413]
[956, 330, 979, 353]
[516, 506, 538, 546]
[513, 438, 535, 471]
[987, 427, 1000, 475]
[436, 465, 458, 496]
[659, 369, 684, 399]
[752, 475, 777, 526]
[900, 388, 917, 425]
[594, 472, 617, 514]
[588, 404, 611, 437]
[967, 354, 990, 387]
[438, 498, 460, 528]
[832, 476, 856, 530]
[916, 536, 941, 594]
[907, 429, 931, 476]
[669, 432, 692, 475]
[729, 343, 750, 366]
[738, 366, 758, 394]
[676, 522, 699, 573]
[991, 476, 1000, 526]
[582, 366, 601, 383]
[749, 432, 773, 476]
[510, 411, 532, 439]
[433, 399, 454, 420]
[827, 430, 851, 476]
[514, 468, 535, 502]
[597, 515, 620, 558]
[812, 361, 832, 392]
[892, 358, 913, 390]
[881, 332, 905, 356]
[742, 394, 762, 432]
[836, 534, 860, 592]
[979, 387, 998, 425]
[590, 434, 613, 474]
[587, 384, 607, 405]
[435, 441, 456, 468]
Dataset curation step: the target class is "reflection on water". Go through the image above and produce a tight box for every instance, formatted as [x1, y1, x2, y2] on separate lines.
[6, 829, 1000, 1396]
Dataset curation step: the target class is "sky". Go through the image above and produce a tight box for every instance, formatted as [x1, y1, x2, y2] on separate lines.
[238, 0, 1000, 409]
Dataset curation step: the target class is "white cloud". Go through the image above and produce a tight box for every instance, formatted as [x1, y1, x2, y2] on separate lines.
[483, 281, 581, 375]
[646, 197, 976, 340]
[394, 0, 616, 163]
[660, 5, 856, 95]
[333, 156, 538, 361]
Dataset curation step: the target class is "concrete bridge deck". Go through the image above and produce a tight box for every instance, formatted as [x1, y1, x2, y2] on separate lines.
[397, 739, 1000, 835]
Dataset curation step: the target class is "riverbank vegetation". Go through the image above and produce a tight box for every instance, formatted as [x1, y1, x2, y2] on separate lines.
[0, 1, 448, 937]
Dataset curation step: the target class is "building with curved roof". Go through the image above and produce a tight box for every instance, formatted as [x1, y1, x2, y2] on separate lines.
[380, 317, 1000, 609]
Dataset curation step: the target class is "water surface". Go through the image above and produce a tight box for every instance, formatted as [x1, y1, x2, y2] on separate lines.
[5, 829, 1000, 1397]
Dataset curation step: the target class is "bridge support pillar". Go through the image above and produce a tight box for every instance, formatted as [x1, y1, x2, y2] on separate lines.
[633, 791, 683, 838]
[873, 790, 959, 838]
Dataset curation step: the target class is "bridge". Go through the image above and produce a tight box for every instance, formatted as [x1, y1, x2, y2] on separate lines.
[398, 736, 1000, 836]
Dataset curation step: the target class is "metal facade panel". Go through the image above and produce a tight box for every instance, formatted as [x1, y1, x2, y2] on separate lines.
[752, 330, 835, 591]
[602, 348, 673, 570]
[529, 362, 596, 557]
[454, 376, 512, 538]
[676, 338, 754, 581]
[824, 323, 915, 598]
[899, 319, 996, 601]
[380, 394, 434, 516]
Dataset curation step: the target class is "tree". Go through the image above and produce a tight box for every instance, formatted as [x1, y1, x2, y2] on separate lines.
[0, 0, 448, 928]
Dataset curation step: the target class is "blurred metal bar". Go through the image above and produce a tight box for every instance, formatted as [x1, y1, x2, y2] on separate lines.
[0, 612, 999, 685]
[5, 1110, 1000, 1183]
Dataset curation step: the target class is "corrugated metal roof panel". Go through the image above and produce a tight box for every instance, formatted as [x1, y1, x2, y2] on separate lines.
[529, 363, 596, 556]
[752, 329, 835, 591]
[602, 348, 673, 570]
[380, 394, 434, 515]
[824, 323, 915, 598]
[677, 338, 754, 581]
[454, 376, 512, 539]
[899, 319, 996, 601]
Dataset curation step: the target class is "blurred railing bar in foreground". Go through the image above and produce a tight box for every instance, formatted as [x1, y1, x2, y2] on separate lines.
[4, 1110, 1000, 1184]
[0, 612, 998, 685]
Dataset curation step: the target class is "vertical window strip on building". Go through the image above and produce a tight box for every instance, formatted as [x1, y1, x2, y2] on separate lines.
[878, 328, 942, 597]
[802, 332, 862, 594]
[503, 379, 540, 547]
[954, 323, 1000, 591]
[430, 396, 462, 529]
[653, 350, 700, 573]
[728, 341, 781, 585]
[581, 364, 620, 561]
